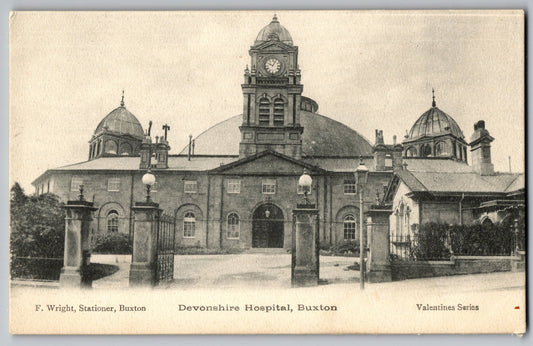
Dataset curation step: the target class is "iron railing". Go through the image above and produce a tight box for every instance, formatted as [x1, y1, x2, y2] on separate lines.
[155, 213, 176, 283]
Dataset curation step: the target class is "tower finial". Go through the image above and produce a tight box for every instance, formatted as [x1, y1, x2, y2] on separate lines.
[272, 14, 278, 22]
[121, 90, 125, 107]
[432, 88, 436, 107]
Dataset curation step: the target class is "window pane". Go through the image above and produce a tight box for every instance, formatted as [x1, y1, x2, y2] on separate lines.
[262, 179, 276, 194]
[184, 180, 197, 193]
[71, 177, 83, 191]
[107, 210, 119, 232]
[227, 179, 241, 194]
[343, 179, 356, 194]
[343, 215, 357, 240]
[108, 177, 120, 191]
[183, 212, 196, 237]
[227, 213, 240, 239]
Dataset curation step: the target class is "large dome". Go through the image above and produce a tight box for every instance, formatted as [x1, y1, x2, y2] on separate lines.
[255, 15, 293, 46]
[94, 105, 144, 139]
[405, 105, 464, 142]
[180, 111, 373, 157]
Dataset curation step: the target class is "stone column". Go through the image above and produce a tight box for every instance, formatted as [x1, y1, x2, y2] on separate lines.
[291, 204, 319, 287]
[60, 197, 96, 288]
[129, 202, 161, 287]
[365, 206, 393, 283]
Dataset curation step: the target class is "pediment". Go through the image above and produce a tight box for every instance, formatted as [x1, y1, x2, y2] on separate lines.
[211, 151, 321, 175]
[252, 40, 295, 52]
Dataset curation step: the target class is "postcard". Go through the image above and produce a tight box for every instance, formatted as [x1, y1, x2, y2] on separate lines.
[9, 10, 526, 334]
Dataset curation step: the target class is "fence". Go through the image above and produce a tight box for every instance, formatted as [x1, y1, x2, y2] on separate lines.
[155, 213, 176, 283]
[10, 256, 63, 281]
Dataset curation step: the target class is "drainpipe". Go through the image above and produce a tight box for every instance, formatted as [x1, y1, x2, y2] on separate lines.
[459, 193, 465, 225]
[206, 174, 210, 248]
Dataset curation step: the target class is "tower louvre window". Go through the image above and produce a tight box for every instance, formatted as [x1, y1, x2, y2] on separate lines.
[258, 98, 270, 126]
[273, 98, 284, 126]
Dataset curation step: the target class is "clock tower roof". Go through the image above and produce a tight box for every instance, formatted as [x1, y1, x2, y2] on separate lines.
[255, 15, 293, 46]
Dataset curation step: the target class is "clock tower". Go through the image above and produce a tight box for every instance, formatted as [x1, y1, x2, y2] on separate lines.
[239, 15, 304, 159]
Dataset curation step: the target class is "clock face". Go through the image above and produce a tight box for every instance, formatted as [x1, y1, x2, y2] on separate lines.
[265, 58, 281, 75]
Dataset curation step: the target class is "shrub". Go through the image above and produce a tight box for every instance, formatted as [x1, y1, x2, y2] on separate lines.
[92, 232, 132, 254]
[330, 240, 360, 257]
[411, 222, 451, 260]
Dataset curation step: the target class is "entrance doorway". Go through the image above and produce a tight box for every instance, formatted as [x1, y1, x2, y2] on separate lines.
[252, 204, 284, 248]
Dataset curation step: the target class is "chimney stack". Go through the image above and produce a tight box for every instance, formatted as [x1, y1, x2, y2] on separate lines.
[373, 129, 386, 171]
[469, 120, 494, 176]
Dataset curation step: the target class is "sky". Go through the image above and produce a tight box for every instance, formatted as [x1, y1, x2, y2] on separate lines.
[9, 10, 525, 192]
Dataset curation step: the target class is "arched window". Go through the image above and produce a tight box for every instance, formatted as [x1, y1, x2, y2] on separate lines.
[107, 210, 119, 232]
[343, 215, 357, 241]
[105, 140, 117, 154]
[183, 212, 196, 238]
[420, 144, 432, 157]
[273, 98, 284, 126]
[435, 142, 448, 157]
[227, 213, 240, 239]
[258, 98, 270, 126]
[406, 147, 417, 157]
[119, 143, 132, 155]
[96, 140, 101, 155]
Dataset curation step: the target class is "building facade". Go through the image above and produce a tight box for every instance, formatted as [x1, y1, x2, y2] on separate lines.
[32, 16, 524, 251]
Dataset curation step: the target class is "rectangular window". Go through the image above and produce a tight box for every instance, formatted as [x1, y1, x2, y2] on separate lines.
[262, 179, 276, 194]
[184, 180, 197, 194]
[71, 177, 83, 192]
[183, 221, 195, 238]
[343, 179, 357, 194]
[227, 179, 241, 194]
[107, 177, 121, 192]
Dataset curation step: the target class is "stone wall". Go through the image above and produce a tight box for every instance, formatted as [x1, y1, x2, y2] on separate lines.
[34, 163, 393, 250]
[390, 256, 513, 281]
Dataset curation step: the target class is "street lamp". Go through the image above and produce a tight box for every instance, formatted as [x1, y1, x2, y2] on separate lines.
[298, 168, 313, 205]
[355, 157, 369, 290]
[142, 170, 156, 204]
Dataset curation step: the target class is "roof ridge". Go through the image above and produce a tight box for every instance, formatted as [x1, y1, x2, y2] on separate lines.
[400, 169, 428, 191]
[503, 174, 523, 192]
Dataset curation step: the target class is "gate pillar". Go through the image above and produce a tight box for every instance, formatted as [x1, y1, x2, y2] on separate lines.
[60, 186, 97, 288]
[291, 204, 319, 287]
[129, 202, 161, 287]
[365, 206, 393, 283]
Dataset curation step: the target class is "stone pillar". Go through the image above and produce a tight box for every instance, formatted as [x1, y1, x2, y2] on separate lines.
[129, 202, 162, 287]
[60, 197, 96, 288]
[291, 204, 319, 287]
[365, 206, 393, 283]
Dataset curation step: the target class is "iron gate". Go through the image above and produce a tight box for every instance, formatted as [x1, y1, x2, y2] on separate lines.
[155, 213, 176, 284]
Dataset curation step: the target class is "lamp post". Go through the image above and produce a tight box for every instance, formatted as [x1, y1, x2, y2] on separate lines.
[355, 157, 369, 290]
[298, 168, 313, 205]
[141, 170, 156, 204]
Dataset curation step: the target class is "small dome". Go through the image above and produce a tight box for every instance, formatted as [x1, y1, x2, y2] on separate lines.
[95, 106, 144, 139]
[406, 106, 464, 142]
[255, 15, 293, 46]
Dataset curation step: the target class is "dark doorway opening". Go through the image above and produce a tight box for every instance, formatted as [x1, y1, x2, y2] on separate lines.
[252, 204, 284, 248]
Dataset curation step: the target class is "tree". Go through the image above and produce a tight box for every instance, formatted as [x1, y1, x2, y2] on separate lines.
[10, 184, 65, 258]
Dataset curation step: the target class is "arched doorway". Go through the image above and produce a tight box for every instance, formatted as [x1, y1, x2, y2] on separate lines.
[252, 204, 284, 248]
